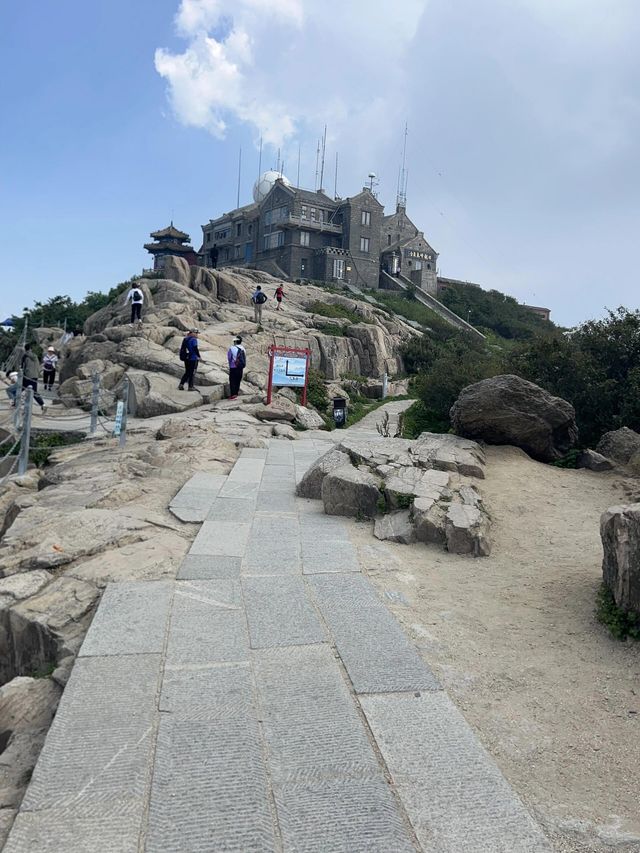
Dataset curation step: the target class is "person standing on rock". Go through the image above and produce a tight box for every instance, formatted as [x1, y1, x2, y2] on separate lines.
[125, 284, 144, 326]
[274, 284, 285, 311]
[20, 344, 46, 413]
[41, 346, 58, 391]
[251, 285, 268, 325]
[178, 329, 201, 392]
[227, 335, 246, 400]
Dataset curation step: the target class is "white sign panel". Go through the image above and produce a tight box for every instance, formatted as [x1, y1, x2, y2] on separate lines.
[113, 401, 124, 437]
[272, 355, 307, 387]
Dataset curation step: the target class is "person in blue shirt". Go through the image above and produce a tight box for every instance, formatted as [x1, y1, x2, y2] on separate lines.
[178, 329, 201, 391]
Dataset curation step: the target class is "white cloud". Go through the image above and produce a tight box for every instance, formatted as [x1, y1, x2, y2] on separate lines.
[155, 0, 428, 150]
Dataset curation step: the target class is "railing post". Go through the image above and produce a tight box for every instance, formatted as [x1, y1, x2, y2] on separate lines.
[382, 372, 388, 399]
[13, 371, 23, 430]
[89, 373, 100, 435]
[18, 388, 33, 476]
[119, 377, 130, 448]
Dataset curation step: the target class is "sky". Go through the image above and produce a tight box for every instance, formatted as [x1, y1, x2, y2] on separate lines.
[1, 0, 639, 327]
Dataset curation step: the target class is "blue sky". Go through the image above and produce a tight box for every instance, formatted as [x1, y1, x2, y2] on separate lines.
[2, 0, 639, 327]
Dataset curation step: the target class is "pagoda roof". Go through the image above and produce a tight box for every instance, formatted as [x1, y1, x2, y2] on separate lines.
[149, 223, 190, 240]
[144, 241, 194, 254]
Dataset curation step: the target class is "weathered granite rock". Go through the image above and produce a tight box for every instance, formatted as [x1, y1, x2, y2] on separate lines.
[374, 510, 416, 544]
[412, 433, 486, 479]
[296, 449, 351, 499]
[295, 405, 325, 430]
[600, 504, 640, 616]
[272, 423, 298, 440]
[251, 398, 297, 422]
[596, 427, 640, 465]
[124, 371, 208, 418]
[384, 467, 450, 509]
[450, 374, 578, 463]
[577, 449, 614, 472]
[321, 463, 381, 518]
[445, 504, 491, 556]
[162, 255, 191, 287]
[216, 269, 253, 305]
[413, 498, 447, 546]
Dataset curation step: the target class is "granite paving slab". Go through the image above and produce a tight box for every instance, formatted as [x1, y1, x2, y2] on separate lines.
[159, 662, 255, 721]
[243, 516, 301, 575]
[188, 519, 251, 556]
[310, 574, 440, 693]
[273, 778, 415, 853]
[253, 645, 381, 785]
[301, 539, 360, 574]
[255, 489, 297, 513]
[146, 717, 277, 853]
[4, 810, 143, 853]
[218, 479, 261, 499]
[79, 581, 172, 657]
[242, 576, 325, 648]
[226, 458, 266, 482]
[177, 554, 242, 579]
[361, 692, 552, 852]
[205, 496, 257, 521]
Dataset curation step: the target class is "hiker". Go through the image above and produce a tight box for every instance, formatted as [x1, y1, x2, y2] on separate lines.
[210, 244, 219, 269]
[125, 284, 144, 325]
[4, 371, 18, 407]
[178, 328, 201, 391]
[274, 284, 285, 311]
[42, 346, 58, 391]
[251, 285, 268, 324]
[227, 335, 246, 400]
[20, 344, 46, 413]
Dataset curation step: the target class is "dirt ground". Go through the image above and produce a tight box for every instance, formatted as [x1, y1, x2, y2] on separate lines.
[353, 446, 640, 853]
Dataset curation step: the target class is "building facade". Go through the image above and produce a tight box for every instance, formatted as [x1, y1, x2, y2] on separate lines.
[144, 224, 197, 270]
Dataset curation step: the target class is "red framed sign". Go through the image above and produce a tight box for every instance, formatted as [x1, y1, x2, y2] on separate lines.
[266, 345, 311, 406]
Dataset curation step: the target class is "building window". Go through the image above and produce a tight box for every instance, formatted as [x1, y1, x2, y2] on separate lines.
[333, 258, 345, 280]
[310, 208, 318, 222]
[263, 230, 284, 250]
[360, 236, 370, 253]
[300, 231, 310, 247]
[206, 233, 211, 244]
[361, 210, 371, 226]
[236, 223, 242, 237]
[301, 205, 307, 219]
[301, 258, 307, 275]
[234, 245, 242, 259]
[387, 234, 391, 245]
[248, 224, 253, 235]
[215, 229, 229, 240]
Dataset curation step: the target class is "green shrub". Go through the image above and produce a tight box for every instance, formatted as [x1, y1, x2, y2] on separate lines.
[400, 400, 450, 437]
[306, 368, 329, 412]
[28, 432, 84, 467]
[596, 584, 640, 641]
[315, 323, 347, 337]
[309, 301, 371, 325]
[553, 449, 581, 469]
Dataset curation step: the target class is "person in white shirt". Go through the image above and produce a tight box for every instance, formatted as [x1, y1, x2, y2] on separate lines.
[125, 286, 144, 325]
[42, 346, 59, 390]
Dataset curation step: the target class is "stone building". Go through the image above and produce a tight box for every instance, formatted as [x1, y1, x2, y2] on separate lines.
[201, 173, 384, 290]
[144, 224, 197, 270]
[380, 204, 438, 294]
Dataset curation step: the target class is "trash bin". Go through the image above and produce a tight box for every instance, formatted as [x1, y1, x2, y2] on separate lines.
[333, 397, 347, 428]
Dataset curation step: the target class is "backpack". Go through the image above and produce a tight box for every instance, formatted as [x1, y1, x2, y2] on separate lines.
[255, 291, 267, 304]
[235, 347, 246, 369]
[132, 290, 142, 302]
[43, 355, 56, 371]
[179, 338, 188, 361]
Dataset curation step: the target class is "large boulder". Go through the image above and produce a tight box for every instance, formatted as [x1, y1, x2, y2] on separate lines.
[295, 405, 325, 430]
[321, 463, 381, 518]
[596, 427, 640, 465]
[577, 449, 614, 472]
[445, 504, 491, 557]
[600, 505, 640, 617]
[450, 374, 578, 463]
[296, 449, 351, 499]
[216, 270, 253, 306]
[162, 255, 191, 287]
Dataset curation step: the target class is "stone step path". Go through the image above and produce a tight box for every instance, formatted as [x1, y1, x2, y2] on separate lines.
[6, 430, 552, 852]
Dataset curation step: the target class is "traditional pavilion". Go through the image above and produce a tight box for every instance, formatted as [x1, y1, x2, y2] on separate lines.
[144, 223, 197, 270]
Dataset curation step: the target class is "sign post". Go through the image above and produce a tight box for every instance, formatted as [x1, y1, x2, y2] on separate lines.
[266, 345, 311, 406]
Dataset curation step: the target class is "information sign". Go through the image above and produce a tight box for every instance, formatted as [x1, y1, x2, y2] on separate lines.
[113, 401, 124, 437]
[272, 355, 307, 387]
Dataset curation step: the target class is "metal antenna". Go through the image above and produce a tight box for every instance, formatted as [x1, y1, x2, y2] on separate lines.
[397, 122, 408, 208]
[334, 152, 339, 199]
[319, 124, 327, 191]
[237, 146, 242, 208]
[276, 148, 281, 175]
[314, 140, 320, 190]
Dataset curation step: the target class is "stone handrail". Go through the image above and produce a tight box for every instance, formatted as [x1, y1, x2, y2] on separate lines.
[380, 271, 485, 340]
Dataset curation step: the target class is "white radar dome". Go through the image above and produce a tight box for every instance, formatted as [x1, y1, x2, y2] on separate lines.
[253, 170, 291, 203]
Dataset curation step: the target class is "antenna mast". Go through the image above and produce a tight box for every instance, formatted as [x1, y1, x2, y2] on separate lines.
[397, 122, 408, 209]
[314, 139, 320, 190]
[334, 152, 339, 198]
[319, 124, 327, 191]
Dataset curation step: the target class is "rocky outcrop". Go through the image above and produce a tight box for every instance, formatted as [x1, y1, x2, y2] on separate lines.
[577, 449, 614, 472]
[596, 427, 640, 465]
[303, 433, 491, 555]
[450, 374, 578, 463]
[600, 505, 640, 617]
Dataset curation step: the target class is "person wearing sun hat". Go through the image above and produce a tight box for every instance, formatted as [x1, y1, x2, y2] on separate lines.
[41, 346, 59, 391]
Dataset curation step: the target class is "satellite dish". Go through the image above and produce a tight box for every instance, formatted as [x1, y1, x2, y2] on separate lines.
[253, 170, 292, 203]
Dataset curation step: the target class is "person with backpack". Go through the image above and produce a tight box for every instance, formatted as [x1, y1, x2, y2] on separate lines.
[251, 285, 268, 324]
[227, 335, 246, 400]
[125, 285, 144, 325]
[42, 346, 58, 391]
[20, 344, 46, 413]
[178, 329, 201, 391]
[274, 284, 285, 311]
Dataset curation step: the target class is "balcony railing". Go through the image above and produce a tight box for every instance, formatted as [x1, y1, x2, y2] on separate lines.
[282, 214, 342, 233]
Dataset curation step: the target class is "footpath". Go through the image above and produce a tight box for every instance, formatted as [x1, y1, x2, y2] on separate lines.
[5, 406, 552, 852]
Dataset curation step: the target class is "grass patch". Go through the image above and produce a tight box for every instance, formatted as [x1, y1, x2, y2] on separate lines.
[29, 431, 84, 467]
[553, 449, 581, 469]
[596, 584, 640, 640]
[373, 291, 455, 337]
[309, 301, 372, 325]
[400, 400, 450, 438]
[315, 322, 347, 337]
